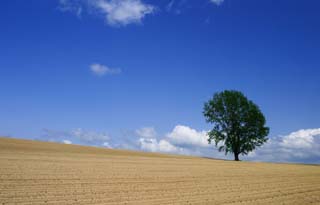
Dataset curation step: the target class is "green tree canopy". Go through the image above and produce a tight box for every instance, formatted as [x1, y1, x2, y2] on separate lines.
[203, 90, 269, 161]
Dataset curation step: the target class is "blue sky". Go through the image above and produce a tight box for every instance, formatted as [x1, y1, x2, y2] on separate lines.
[1, 0, 320, 163]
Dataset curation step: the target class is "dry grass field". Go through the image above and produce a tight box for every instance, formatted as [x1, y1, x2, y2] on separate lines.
[0, 137, 320, 205]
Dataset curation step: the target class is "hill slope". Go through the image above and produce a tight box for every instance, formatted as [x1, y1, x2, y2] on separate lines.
[0, 137, 319, 204]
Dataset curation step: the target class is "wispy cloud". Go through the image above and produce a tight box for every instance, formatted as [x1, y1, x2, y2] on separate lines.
[70, 128, 110, 143]
[59, 0, 155, 26]
[164, 0, 225, 15]
[58, 0, 228, 25]
[210, 0, 225, 6]
[90, 63, 121, 76]
[40, 128, 111, 147]
[166, 0, 175, 12]
[136, 127, 157, 138]
[59, 0, 83, 17]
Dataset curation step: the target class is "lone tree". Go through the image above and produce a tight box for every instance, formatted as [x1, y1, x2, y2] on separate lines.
[203, 90, 269, 161]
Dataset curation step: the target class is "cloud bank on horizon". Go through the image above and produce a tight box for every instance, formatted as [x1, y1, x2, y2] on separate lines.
[59, 0, 225, 26]
[39, 126, 320, 164]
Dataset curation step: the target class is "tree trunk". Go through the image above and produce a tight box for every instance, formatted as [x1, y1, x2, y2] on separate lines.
[234, 153, 240, 161]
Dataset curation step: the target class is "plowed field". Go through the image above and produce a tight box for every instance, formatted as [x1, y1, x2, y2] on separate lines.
[0, 137, 320, 204]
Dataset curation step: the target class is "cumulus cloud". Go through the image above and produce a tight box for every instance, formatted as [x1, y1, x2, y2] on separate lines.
[93, 0, 155, 26]
[136, 126, 183, 154]
[59, 0, 155, 26]
[90, 63, 121, 76]
[138, 126, 320, 163]
[139, 138, 182, 153]
[166, 125, 209, 148]
[210, 0, 224, 6]
[136, 125, 216, 156]
[245, 128, 320, 163]
[280, 129, 320, 149]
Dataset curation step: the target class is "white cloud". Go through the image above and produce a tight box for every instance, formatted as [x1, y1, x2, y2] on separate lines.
[136, 127, 157, 138]
[41, 126, 320, 164]
[140, 126, 320, 163]
[41, 128, 111, 147]
[166, 125, 209, 148]
[137, 126, 185, 154]
[90, 63, 121, 76]
[136, 125, 212, 156]
[158, 140, 180, 153]
[135, 125, 225, 157]
[245, 128, 320, 163]
[139, 138, 183, 153]
[70, 128, 109, 143]
[139, 138, 158, 152]
[63, 139, 72, 144]
[280, 128, 320, 149]
[102, 142, 112, 148]
[59, 0, 83, 17]
[59, 0, 155, 26]
[210, 0, 224, 6]
[93, 0, 155, 26]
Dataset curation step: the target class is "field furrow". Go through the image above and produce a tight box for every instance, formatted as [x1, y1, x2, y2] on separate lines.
[0, 137, 319, 204]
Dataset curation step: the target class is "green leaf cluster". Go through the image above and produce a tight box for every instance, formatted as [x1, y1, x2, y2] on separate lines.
[203, 90, 269, 160]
